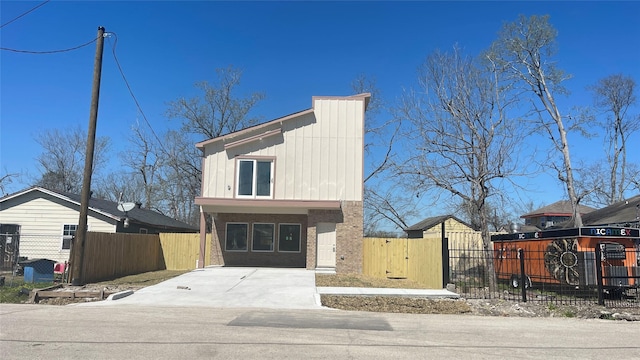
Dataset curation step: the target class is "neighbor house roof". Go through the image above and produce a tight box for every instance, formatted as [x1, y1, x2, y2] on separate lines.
[521, 200, 596, 218]
[405, 214, 475, 231]
[0, 186, 198, 232]
[581, 195, 640, 227]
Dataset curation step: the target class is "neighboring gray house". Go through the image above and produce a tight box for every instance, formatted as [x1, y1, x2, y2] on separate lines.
[582, 195, 640, 228]
[521, 200, 596, 230]
[0, 186, 197, 264]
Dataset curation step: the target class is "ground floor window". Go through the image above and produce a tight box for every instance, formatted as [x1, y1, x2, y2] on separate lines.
[62, 224, 77, 250]
[278, 224, 301, 252]
[226, 223, 248, 251]
[252, 223, 275, 252]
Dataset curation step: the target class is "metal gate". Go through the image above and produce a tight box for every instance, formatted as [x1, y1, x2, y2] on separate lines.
[1, 224, 21, 272]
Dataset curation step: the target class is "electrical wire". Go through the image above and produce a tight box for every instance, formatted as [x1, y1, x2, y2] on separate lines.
[0, 0, 51, 29]
[107, 32, 165, 149]
[1, 36, 98, 54]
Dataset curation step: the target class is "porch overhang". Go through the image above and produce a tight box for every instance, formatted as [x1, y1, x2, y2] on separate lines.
[195, 197, 341, 215]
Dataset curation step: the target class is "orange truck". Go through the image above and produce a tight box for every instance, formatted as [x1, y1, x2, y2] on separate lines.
[491, 227, 640, 291]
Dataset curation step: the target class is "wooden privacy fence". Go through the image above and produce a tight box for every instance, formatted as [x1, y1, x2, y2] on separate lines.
[363, 237, 443, 289]
[76, 232, 209, 283]
[159, 233, 211, 270]
[79, 232, 163, 283]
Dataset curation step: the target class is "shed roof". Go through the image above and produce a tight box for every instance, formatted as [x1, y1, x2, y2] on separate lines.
[405, 214, 475, 231]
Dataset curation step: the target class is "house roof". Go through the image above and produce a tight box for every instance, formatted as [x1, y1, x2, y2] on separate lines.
[520, 200, 596, 218]
[581, 194, 640, 226]
[405, 214, 475, 231]
[0, 186, 198, 232]
[195, 93, 371, 150]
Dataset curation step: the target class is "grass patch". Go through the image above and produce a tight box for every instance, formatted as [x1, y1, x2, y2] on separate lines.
[0, 276, 55, 304]
[315, 273, 425, 289]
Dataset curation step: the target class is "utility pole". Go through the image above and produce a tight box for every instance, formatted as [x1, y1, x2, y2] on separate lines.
[71, 26, 105, 286]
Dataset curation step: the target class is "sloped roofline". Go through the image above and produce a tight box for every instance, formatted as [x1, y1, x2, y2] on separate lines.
[405, 214, 476, 232]
[195, 93, 371, 149]
[1, 186, 120, 221]
[520, 200, 596, 218]
[1, 186, 198, 230]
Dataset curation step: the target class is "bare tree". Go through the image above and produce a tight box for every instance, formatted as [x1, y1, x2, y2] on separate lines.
[396, 46, 521, 289]
[120, 123, 162, 209]
[34, 126, 110, 193]
[0, 170, 19, 196]
[109, 67, 265, 226]
[588, 74, 639, 204]
[166, 66, 265, 139]
[487, 15, 584, 226]
[351, 74, 413, 234]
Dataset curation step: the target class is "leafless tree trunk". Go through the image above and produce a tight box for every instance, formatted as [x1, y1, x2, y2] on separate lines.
[488, 15, 584, 227]
[589, 74, 639, 204]
[396, 46, 520, 290]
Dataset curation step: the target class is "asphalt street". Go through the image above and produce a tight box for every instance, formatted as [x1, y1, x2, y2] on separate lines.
[2, 304, 639, 359]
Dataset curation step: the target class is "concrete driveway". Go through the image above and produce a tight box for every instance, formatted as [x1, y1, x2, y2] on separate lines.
[77, 267, 322, 309]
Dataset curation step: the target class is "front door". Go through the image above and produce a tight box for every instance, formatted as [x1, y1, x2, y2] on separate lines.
[316, 223, 336, 268]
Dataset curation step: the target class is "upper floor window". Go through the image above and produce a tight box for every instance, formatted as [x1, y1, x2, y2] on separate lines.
[237, 159, 273, 198]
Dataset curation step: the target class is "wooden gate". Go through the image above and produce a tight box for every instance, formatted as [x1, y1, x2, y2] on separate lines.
[363, 237, 442, 288]
[386, 238, 408, 278]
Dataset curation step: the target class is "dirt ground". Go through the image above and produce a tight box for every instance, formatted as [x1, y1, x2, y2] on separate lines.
[30, 271, 640, 320]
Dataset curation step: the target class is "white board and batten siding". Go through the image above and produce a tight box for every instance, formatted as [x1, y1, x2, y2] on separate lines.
[1, 195, 115, 262]
[201, 97, 365, 202]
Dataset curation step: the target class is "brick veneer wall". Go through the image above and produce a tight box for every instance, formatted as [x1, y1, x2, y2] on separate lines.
[206, 201, 363, 273]
[307, 201, 363, 274]
[210, 213, 308, 267]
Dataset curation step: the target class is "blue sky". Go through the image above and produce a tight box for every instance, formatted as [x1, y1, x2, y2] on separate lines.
[1, 1, 639, 223]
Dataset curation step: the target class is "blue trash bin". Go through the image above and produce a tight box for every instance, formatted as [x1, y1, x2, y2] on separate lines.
[20, 259, 56, 283]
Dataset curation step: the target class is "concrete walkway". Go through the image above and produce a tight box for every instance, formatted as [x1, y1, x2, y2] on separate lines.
[76, 267, 459, 309]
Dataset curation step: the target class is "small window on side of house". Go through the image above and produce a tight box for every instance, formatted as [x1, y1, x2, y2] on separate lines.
[61, 224, 77, 250]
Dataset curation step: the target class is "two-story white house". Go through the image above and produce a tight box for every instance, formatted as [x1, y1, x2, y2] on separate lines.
[195, 94, 369, 273]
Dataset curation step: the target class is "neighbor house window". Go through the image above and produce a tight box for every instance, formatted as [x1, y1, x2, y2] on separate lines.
[236, 159, 273, 198]
[61, 224, 77, 250]
[252, 223, 274, 252]
[226, 223, 248, 251]
[278, 224, 301, 252]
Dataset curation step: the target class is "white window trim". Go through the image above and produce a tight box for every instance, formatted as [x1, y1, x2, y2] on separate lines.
[278, 223, 302, 253]
[252, 223, 275, 252]
[225, 222, 249, 252]
[235, 159, 274, 199]
[60, 224, 79, 251]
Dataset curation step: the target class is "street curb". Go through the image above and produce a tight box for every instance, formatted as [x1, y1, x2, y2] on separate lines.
[107, 290, 134, 301]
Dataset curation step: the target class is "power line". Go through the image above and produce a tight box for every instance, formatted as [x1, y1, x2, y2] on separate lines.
[1, 36, 98, 54]
[107, 32, 165, 150]
[0, 0, 51, 29]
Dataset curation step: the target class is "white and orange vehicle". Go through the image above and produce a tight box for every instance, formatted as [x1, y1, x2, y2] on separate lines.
[491, 227, 640, 291]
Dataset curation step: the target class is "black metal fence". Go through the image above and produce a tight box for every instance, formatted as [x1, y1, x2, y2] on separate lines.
[448, 245, 640, 308]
